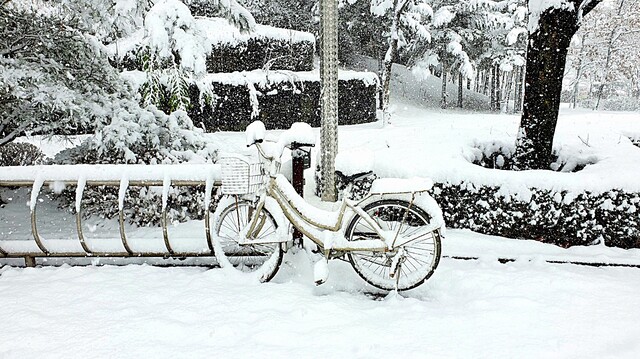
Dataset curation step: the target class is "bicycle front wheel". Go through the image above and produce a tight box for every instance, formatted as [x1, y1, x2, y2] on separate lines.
[345, 199, 442, 291]
[213, 198, 284, 282]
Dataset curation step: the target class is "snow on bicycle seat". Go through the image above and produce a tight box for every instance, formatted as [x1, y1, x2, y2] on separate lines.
[369, 177, 434, 194]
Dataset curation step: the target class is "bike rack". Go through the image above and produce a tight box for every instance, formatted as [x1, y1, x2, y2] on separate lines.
[0, 165, 222, 267]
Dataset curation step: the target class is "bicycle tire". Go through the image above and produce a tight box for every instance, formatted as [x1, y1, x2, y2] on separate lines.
[345, 199, 442, 291]
[213, 198, 284, 282]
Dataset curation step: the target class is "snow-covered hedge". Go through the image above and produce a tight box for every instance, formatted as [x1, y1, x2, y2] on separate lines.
[111, 17, 315, 73]
[188, 70, 379, 131]
[433, 182, 640, 249]
[322, 171, 640, 249]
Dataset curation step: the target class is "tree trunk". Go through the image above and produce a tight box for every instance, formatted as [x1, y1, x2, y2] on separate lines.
[572, 34, 586, 109]
[380, 0, 410, 126]
[457, 72, 463, 108]
[381, 44, 395, 125]
[490, 67, 496, 110]
[377, 50, 385, 110]
[514, 66, 524, 113]
[513, 6, 584, 170]
[483, 70, 490, 96]
[474, 71, 479, 92]
[504, 70, 514, 113]
[441, 64, 448, 109]
[633, 69, 640, 98]
[495, 65, 502, 112]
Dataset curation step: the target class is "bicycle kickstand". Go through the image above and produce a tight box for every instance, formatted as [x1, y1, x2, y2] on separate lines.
[390, 247, 406, 290]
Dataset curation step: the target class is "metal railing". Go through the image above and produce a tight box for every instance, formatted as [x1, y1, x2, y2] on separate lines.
[0, 165, 222, 266]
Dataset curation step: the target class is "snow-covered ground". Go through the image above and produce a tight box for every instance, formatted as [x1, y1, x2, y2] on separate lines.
[1, 247, 640, 358]
[2, 92, 640, 357]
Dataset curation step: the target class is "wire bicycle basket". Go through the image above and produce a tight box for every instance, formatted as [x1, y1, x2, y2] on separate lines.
[220, 155, 266, 195]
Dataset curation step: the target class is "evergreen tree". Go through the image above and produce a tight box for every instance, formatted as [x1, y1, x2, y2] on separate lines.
[0, 5, 131, 146]
[408, 0, 498, 108]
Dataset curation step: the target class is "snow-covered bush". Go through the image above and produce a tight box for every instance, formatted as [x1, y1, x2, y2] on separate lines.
[107, 0, 264, 114]
[0, 143, 46, 166]
[432, 183, 640, 249]
[185, 0, 256, 32]
[0, 6, 132, 146]
[54, 105, 218, 226]
[115, 17, 315, 74]
[469, 141, 598, 173]
[128, 0, 214, 114]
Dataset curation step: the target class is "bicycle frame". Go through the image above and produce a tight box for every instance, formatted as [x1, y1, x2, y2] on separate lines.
[236, 143, 428, 254]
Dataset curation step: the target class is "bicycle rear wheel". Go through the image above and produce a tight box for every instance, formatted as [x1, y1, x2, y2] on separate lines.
[345, 199, 442, 291]
[213, 198, 284, 282]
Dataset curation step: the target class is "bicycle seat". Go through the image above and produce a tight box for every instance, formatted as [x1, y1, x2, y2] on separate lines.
[337, 170, 374, 183]
[369, 177, 434, 194]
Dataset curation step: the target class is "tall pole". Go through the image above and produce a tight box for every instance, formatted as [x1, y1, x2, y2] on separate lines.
[320, 0, 339, 202]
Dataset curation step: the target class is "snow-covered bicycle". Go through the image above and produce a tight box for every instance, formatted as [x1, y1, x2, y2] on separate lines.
[211, 121, 444, 291]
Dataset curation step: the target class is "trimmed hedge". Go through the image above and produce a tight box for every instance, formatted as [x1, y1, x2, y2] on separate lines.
[189, 72, 378, 131]
[114, 18, 315, 73]
[206, 38, 314, 73]
[316, 169, 640, 249]
[432, 182, 640, 249]
[115, 40, 313, 73]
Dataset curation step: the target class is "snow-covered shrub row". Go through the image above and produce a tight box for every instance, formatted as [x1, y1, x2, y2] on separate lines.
[189, 71, 379, 131]
[53, 107, 217, 226]
[111, 17, 315, 74]
[0, 143, 46, 167]
[205, 32, 314, 73]
[318, 159, 640, 249]
[431, 182, 640, 249]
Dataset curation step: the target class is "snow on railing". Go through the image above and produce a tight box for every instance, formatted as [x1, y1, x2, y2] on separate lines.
[0, 164, 221, 186]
